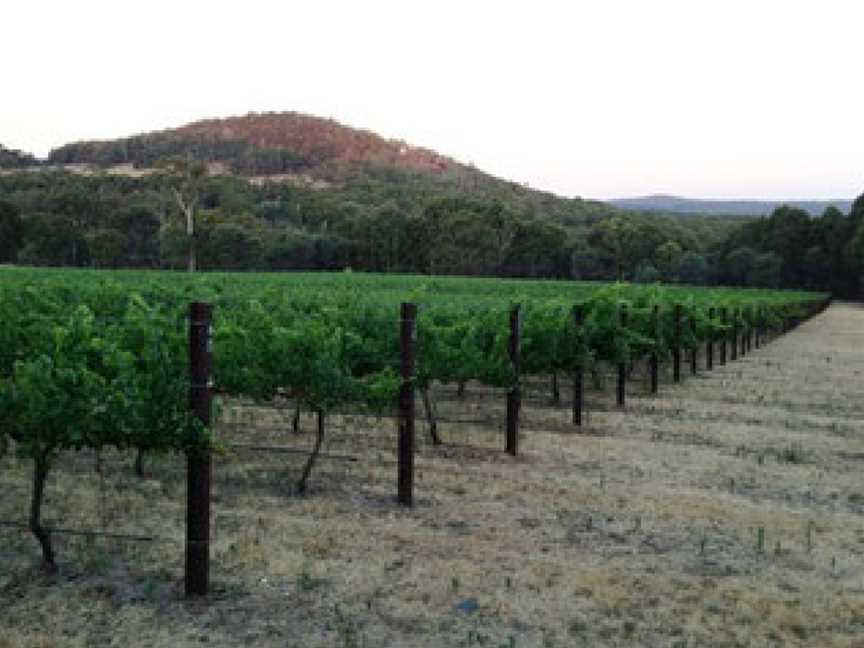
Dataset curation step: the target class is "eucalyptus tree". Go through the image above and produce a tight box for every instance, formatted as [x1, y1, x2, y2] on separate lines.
[157, 155, 208, 271]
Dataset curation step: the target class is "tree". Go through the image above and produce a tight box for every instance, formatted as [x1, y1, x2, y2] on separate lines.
[845, 219, 864, 297]
[49, 185, 100, 266]
[848, 192, 864, 231]
[113, 203, 161, 267]
[843, 193, 864, 296]
[590, 217, 640, 280]
[750, 252, 782, 288]
[480, 201, 518, 274]
[371, 201, 411, 272]
[654, 240, 683, 281]
[203, 223, 264, 270]
[19, 212, 80, 266]
[817, 205, 854, 295]
[566, 238, 607, 280]
[673, 252, 709, 285]
[763, 206, 814, 287]
[633, 262, 661, 283]
[158, 155, 208, 271]
[86, 229, 127, 268]
[503, 220, 567, 277]
[801, 245, 829, 289]
[0, 200, 21, 262]
[723, 247, 758, 286]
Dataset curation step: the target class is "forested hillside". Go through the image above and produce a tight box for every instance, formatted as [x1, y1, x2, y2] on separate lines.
[1, 111, 862, 296]
[0, 168, 733, 280]
[611, 194, 853, 217]
[0, 145, 40, 169]
[47, 112, 456, 176]
[43, 111, 625, 226]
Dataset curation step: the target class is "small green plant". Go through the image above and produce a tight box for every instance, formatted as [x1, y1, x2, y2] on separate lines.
[297, 565, 318, 592]
[777, 443, 806, 464]
[142, 578, 159, 601]
[333, 603, 361, 648]
[72, 535, 111, 572]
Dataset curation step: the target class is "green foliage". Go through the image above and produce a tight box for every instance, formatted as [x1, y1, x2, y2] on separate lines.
[720, 198, 864, 296]
[418, 304, 513, 388]
[0, 266, 825, 565]
[0, 269, 824, 428]
[4, 114, 862, 297]
[0, 165, 736, 284]
[0, 307, 127, 461]
[0, 295, 206, 460]
[674, 252, 709, 285]
[654, 240, 683, 280]
[0, 267, 824, 460]
[0, 200, 22, 262]
[633, 263, 661, 284]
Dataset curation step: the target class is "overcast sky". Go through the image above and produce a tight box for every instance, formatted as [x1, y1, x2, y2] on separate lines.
[2, 0, 862, 200]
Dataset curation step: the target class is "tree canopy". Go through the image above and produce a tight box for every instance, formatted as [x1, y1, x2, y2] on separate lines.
[0, 163, 859, 295]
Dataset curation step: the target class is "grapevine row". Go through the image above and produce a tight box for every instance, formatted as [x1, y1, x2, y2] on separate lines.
[0, 268, 828, 579]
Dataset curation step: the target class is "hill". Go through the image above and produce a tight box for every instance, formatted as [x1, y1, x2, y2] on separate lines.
[0, 111, 825, 289]
[44, 111, 620, 226]
[610, 194, 853, 217]
[0, 144, 41, 169]
[47, 111, 457, 176]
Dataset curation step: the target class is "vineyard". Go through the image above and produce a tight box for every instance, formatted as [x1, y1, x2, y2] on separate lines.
[3, 266, 854, 647]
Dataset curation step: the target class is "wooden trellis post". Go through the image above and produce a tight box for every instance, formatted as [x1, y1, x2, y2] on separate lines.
[398, 302, 417, 506]
[186, 302, 213, 597]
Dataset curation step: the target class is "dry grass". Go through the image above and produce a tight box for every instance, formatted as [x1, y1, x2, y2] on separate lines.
[3, 304, 864, 646]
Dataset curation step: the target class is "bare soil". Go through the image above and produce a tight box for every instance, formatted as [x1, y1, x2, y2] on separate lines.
[3, 304, 864, 647]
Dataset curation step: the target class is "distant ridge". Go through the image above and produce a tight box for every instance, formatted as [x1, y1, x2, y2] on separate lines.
[0, 144, 41, 169]
[610, 194, 853, 217]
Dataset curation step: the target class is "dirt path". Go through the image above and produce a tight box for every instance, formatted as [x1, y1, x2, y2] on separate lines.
[3, 304, 864, 647]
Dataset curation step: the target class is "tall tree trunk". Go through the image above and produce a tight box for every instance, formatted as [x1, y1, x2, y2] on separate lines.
[188, 234, 197, 273]
[297, 410, 325, 495]
[30, 455, 55, 570]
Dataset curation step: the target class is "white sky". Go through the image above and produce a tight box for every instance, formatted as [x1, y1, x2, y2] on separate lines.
[2, 0, 862, 200]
